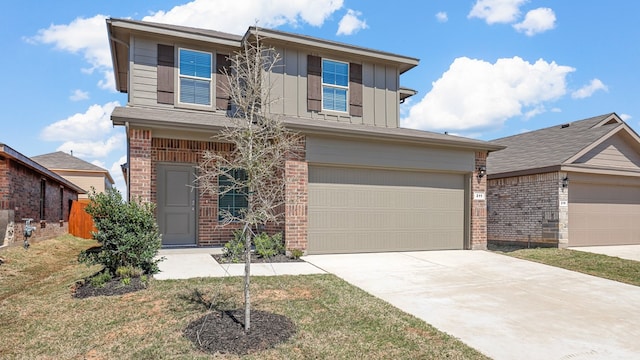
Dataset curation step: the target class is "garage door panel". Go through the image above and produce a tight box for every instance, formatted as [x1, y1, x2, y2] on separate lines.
[569, 182, 640, 246]
[308, 166, 465, 254]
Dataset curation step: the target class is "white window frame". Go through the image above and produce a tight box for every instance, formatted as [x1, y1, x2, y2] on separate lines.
[178, 48, 212, 107]
[321, 59, 349, 113]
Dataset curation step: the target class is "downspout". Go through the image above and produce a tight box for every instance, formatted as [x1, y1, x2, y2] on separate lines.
[125, 121, 131, 201]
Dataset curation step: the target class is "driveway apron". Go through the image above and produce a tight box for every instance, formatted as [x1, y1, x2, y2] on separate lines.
[303, 250, 640, 360]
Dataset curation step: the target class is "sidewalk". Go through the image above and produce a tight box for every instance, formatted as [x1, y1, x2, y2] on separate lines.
[154, 248, 325, 280]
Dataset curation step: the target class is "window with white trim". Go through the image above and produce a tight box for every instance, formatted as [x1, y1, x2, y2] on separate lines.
[179, 49, 212, 106]
[322, 59, 348, 112]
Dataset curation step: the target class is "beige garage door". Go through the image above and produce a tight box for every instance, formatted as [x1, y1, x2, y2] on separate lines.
[307, 166, 466, 254]
[569, 182, 640, 246]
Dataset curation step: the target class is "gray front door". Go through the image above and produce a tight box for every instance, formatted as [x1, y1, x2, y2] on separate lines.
[157, 164, 197, 246]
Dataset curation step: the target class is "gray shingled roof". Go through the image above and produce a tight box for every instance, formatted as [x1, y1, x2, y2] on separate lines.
[488, 113, 621, 176]
[32, 151, 108, 172]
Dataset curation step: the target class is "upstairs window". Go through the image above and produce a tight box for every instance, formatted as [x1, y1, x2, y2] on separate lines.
[218, 169, 248, 221]
[322, 59, 349, 112]
[179, 49, 212, 105]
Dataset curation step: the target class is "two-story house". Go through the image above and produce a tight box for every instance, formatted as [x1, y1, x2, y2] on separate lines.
[106, 18, 502, 254]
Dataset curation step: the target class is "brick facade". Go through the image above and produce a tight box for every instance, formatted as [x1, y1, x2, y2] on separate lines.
[1, 155, 77, 247]
[487, 171, 568, 247]
[471, 151, 488, 249]
[128, 131, 306, 248]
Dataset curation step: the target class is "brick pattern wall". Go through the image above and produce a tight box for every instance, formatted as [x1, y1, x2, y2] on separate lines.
[0, 157, 77, 246]
[129, 129, 152, 202]
[471, 151, 488, 249]
[487, 171, 564, 247]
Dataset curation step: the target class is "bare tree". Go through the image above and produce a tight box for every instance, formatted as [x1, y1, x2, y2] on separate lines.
[197, 30, 301, 333]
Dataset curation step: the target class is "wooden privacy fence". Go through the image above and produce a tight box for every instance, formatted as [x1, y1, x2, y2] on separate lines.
[69, 199, 95, 239]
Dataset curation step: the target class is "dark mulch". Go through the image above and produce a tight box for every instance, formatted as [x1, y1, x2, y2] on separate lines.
[72, 277, 147, 299]
[184, 310, 296, 355]
[213, 253, 303, 264]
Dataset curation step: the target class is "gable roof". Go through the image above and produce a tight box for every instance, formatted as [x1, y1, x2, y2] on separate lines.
[32, 151, 115, 185]
[106, 18, 419, 93]
[487, 113, 640, 178]
[0, 144, 85, 193]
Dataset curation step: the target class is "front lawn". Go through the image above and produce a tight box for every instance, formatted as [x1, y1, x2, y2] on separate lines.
[0, 235, 488, 359]
[490, 245, 640, 286]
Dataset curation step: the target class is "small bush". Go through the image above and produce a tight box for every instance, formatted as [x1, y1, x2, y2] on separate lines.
[79, 188, 163, 275]
[289, 248, 304, 260]
[116, 266, 144, 279]
[254, 232, 284, 258]
[120, 277, 132, 286]
[90, 271, 112, 288]
[222, 230, 246, 263]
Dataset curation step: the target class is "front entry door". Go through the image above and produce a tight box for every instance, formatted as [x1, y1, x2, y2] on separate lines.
[157, 164, 197, 246]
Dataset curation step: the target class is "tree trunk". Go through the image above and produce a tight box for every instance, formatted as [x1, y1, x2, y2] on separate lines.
[244, 228, 252, 333]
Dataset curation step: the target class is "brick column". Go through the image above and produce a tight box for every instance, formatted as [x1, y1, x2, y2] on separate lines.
[129, 128, 152, 203]
[471, 151, 487, 249]
[284, 137, 308, 252]
[558, 171, 569, 248]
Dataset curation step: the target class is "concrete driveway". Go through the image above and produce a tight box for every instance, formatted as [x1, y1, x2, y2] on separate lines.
[303, 250, 640, 360]
[570, 244, 640, 262]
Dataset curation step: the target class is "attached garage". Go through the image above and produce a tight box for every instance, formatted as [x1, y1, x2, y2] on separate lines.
[569, 176, 640, 246]
[302, 134, 485, 254]
[308, 166, 466, 254]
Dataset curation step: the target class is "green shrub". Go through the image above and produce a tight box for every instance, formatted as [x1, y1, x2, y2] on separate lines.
[254, 232, 284, 258]
[90, 271, 112, 288]
[79, 188, 162, 275]
[222, 230, 246, 263]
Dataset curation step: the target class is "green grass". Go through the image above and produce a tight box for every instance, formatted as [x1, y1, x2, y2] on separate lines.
[491, 246, 640, 286]
[0, 235, 488, 359]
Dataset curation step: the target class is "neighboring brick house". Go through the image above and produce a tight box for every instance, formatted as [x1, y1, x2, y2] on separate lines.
[487, 113, 640, 248]
[1, 143, 83, 247]
[106, 18, 503, 253]
[31, 151, 115, 199]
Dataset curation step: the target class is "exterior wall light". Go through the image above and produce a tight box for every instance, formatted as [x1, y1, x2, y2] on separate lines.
[478, 165, 486, 178]
[562, 176, 569, 188]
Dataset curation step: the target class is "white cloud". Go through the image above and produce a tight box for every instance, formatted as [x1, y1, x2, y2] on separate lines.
[513, 7, 556, 36]
[468, 0, 527, 24]
[28, 14, 114, 90]
[56, 132, 126, 158]
[109, 155, 128, 193]
[436, 12, 448, 23]
[402, 56, 575, 132]
[70, 89, 89, 101]
[571, 78, 608, 99]
[337, 9, 368, 35]
[143, 0, 344, 34]
[40, 101, 120, 141]
[620, 113, 632, 121]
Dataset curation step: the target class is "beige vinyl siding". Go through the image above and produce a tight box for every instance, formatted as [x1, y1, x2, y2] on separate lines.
[130, 37, 159, 106]
[308, 166, 465, 254]
[574, 133, 640, 170]
[569, 180, 640, 246]
[54, 172, 107, 199]
[267, 46, 401, 128]
[306, 136, 475, 173]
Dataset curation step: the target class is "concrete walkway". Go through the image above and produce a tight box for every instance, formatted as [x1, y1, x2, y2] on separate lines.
[570, 244, 640, 261]
[154, 248, 325, 280]
[303, 250, 640, 360]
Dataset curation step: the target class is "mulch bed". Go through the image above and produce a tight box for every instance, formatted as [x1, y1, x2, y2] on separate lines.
[184, 309, 296, 355]
[212, 253, 303, 264]
[72, 277, 147, 299]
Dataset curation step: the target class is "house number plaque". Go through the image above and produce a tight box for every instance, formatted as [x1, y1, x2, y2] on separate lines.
[473, 192, 485, 200]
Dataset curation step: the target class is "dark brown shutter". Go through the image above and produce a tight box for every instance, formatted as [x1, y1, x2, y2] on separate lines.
[216, 54, 232, 111]
[157, 44, 175, 105]
[349, 63, 363, 117]
[307, 55, 322, 112]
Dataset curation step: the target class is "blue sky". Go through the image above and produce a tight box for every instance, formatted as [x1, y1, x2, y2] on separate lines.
[2, 0, 639, 192]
